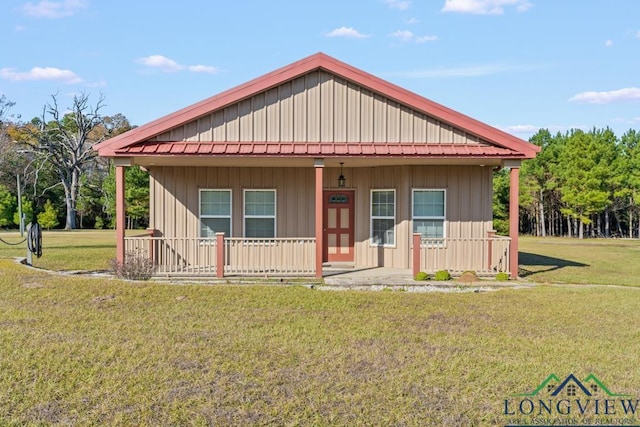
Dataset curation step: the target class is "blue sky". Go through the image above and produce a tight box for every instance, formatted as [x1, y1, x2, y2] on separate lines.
[1, 0, 639, 140]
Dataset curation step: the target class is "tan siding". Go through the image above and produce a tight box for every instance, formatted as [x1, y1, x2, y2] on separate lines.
[306, 72, 320, 141]
[155, 72, 492, 145]
[266, 87, 280, 142]
[293, 77, 307, 141]
[387, 101, 400, 142]
[252, 93, 266, 141]
[238, 99, 253, 141]
[360, 89, 374, 142]
[212, 110, 225, 140]
[149, 164, 492, 270]
[399, 106, 413, 143]
[333, 78, 347, 142]
[320, 71, 334, 142]
[279, 82, 293, 142]
[198, 115, 212, 141]
[373, 94, 387, 143]
[346, 83, 360, 142]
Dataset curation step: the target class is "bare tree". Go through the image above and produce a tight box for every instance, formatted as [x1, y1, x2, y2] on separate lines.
[30, 93, 106, 229]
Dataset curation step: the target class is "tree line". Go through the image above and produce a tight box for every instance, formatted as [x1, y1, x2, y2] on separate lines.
[0, 94, 149, 231]
[494, 127, 640, 239]
[2, 93, 639, 238]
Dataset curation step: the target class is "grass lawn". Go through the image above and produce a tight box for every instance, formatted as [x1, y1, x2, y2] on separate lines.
[519, 236, 640, 286]
[2, 231, 640, 425]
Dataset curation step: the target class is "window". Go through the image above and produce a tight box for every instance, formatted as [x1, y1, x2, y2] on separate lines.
[412, 189, 446, 239]
[244, 190, 276, 238]
[200, 189, 231, 237]
[370, 190, 395, 246]
[566, 384, 577, 397]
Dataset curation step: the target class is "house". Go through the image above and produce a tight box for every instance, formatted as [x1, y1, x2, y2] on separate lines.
[95, 52, 539, 279]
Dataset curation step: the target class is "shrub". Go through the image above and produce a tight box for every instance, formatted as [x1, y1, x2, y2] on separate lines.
[94, 216, 104, 229]
[495, 272, 509, 281]
[434, 270, 451, 281]
[110, 250, 156, 280]
[414, 271, 429, 281]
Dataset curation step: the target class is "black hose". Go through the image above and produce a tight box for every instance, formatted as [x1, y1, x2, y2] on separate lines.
[0, 236, 27, 246]
[27, 221, 42, 258]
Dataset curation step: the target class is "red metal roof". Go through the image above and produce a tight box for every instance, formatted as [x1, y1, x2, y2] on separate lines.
[117, 141, 523, 158]
[95, 52, 540, 160]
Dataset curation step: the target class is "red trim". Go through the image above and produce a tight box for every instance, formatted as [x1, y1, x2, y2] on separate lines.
[95, 52, 539, 159]
[315, 165, 323, 278]
[116, 141, 524, 158]
[509, 167, 520, 278]
[412, 233, 421, 278]
[115, 166, 125, 264]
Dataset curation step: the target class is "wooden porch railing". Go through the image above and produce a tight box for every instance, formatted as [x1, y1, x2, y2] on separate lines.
[123, 234, 316, 277]
[412, 234, 511, 277]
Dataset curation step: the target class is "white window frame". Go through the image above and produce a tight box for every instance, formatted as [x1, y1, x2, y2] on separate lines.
[370, 189, 396, 247]
[199, 189, 232, 238]
[243, 189, 277, 238]
[412, 189, 446, 240]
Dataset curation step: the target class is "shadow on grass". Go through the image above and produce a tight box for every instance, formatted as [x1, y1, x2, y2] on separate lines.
[519, 252, 589, 277]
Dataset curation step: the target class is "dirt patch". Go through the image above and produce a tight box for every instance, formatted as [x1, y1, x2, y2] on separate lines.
[91, 295, 116, 303]
[22, 282, 45, 289]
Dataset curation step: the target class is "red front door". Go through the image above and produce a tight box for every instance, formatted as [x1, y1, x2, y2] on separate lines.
[323, 191, 355, 262]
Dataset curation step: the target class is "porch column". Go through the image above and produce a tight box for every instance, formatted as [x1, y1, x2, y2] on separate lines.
[508, 165, 520, 278]
[115, 164, 126, 264]
[314, 159, 324, 278]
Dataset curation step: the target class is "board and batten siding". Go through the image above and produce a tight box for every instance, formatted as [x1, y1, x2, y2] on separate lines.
[150, 71, 491, 146]
[149, 165, 493, 270]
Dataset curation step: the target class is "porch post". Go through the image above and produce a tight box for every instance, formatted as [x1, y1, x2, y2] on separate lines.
[314, 159, 324, 278]
[216, 232, 225, 279]
[509, 165, 520, 278]
[115, 164, 126, 264]
[412, 233, 421, 278]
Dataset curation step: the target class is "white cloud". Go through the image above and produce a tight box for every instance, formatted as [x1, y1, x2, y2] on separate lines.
[498, 124, 539, 136]
[390, 30, 414, 42]
[326, 26, 370, 39]
[442, 0, 533, 15]
[605, 39, 613, 47]
[406, 17, 419, 24]
[389, 30, 438, 43]
[137, 55, 184, 72]
[384, 0, 411, 10]
[136, 55, 219, 74]
[187, 64, 220, 74]
[22, 0, 87, 18]
[0, 66, 82, 83]
[416, 35, 439, 43]
[395, 62, 542, 78]
[569, 87, 640, 104]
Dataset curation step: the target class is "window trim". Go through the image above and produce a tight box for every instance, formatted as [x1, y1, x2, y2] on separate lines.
[370, 188, 396, 247]
[243, 189, 277, 238]
[411, 188, 447, 240]
[199, 189, 232, 238]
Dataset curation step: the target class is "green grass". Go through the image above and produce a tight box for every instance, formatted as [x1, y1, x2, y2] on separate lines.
[3, 233, 640, 424]
[0, 230, 118, 272]
[1, 259, 640, 425]
[519, 236, 640, 286]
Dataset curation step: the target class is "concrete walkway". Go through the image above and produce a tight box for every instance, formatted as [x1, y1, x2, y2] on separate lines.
[320, 265, 534, 291]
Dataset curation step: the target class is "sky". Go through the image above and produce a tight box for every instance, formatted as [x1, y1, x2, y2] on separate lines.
[1, 0, 639, 140]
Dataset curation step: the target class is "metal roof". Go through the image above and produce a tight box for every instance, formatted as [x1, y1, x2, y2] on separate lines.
[95, 52, 540, 160]
[117, 141, 523, 158]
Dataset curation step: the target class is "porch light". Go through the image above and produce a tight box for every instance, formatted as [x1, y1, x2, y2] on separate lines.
[338, 162, 346, 187]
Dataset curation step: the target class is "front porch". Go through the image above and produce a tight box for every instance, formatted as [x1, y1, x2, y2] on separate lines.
[124, 233, 511, 279]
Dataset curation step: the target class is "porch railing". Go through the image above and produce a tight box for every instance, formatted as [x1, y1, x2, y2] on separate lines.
[412, 234, 511, 277]
[123, 234, 316, 277]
